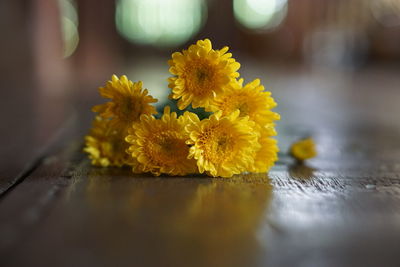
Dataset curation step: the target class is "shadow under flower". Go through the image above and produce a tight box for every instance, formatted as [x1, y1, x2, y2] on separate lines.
[288, 163, 316, 180]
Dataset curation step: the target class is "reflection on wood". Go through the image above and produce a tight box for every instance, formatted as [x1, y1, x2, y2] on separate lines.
[1, 152, 273, 267]
[82, 168, 273, 267]
[1, 67, 400, 266]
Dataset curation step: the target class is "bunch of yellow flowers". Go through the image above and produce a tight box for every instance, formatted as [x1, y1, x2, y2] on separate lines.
[84, 39, 280, 178]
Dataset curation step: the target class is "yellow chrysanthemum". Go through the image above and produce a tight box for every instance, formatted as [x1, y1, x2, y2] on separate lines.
[249, 125, 279, 173]
[92, 75, 157, 130]
[186, 110, 260, 178]
[207, 78, 280, 126]
[84, 116, 130, 167]
[168, 39, 240, 110]
[125, 106, 197, 176]
[290, 138, 317, 161]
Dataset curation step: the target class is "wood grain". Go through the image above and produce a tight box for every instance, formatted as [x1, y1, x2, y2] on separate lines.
[1, 66, 400, 267]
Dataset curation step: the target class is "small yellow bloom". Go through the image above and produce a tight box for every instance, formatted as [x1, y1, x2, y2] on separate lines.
[92, 75, 157, 130]
[207, 78, 280, 126]
[125, 106, 197, 176]
[249, 126, 279, 173]
[186, 110, 260, 178]
[290, 138, 317, 161]
[84, 116, 130, 167]
[168, 39, 240, 110]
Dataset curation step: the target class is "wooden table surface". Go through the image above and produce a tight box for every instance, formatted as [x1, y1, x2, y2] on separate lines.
[1, 65, 400, 267]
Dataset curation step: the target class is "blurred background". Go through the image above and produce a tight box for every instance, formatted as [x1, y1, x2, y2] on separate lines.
[1, 0, 400, 178]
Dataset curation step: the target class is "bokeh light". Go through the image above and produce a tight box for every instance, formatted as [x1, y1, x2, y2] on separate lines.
[233, 0, 288, 31]
[58, 0, 79, 58]
[116, 0, 206, 48]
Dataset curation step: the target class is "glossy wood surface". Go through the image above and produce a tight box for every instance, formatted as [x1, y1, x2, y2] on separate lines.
[1, 66, 400, 267]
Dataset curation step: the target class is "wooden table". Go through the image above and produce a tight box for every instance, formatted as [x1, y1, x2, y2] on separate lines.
[1, 65, 400, 267]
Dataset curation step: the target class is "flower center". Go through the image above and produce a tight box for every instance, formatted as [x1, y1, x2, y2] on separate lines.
[200, 128, 235, 164]
[159, 138, 178, 155]
[185, 60, 219, 97]
[196, 70, 208, 84]
[217, 136, 228, 152]
[237, 103, 249, 116]
[149, 132, 188, 165]
[118, 97, 143, 122]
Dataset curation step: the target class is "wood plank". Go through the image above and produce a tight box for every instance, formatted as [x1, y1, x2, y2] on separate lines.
[1, 67, 400, 267]
[1, 140, 400, 266]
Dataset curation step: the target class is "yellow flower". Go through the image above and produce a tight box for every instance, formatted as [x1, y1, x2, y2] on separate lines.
[125, 106, 197, 176]
[186, 110, 260, 178]
[207, 78, 280, 126]
[84, 116, 130, 167]
[249, 126, 279, 173]
[168, 39, 240, 110]
[92, 75, 157, 130]
[290, 138, 317, 161]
